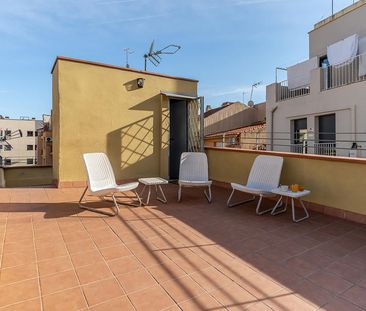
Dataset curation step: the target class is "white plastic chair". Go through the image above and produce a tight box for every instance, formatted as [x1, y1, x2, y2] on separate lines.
[79, 153, 141, 216]
[178, 152, 212, 203]
[227, 155, 283, 214]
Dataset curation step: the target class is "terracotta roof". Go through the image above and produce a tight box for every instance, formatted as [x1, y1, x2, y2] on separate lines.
[51, 56, 199, 82]
[205, 122, 266, 138]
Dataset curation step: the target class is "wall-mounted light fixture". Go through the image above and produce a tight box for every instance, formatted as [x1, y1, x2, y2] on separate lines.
[137, 78, 145, 88]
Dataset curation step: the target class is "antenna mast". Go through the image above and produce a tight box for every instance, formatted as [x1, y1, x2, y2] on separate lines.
[123, 48, 134, 68]
[143, 40, 181, 71]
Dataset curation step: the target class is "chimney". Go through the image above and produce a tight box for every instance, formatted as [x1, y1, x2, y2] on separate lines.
[205, 105, 212, 112]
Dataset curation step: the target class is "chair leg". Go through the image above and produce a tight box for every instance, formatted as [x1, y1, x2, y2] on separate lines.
[204, 185, 212, 203]
[177, 185, 182, 202]
[227, 189, 256, 208]
[256, 195, 277, 215]
[113, 191, 142, 207]
[78, 186, 118, 217]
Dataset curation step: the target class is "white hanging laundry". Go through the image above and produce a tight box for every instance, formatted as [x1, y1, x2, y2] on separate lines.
[358, 36, 366, 77]
[327, 34, 359, 66]
[287, 57, 318, 90]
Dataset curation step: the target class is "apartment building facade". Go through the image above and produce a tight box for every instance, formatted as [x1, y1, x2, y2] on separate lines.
[37, 114, 52, 166]
[0, 117, 42, 167]
[266, 0, 366, 158]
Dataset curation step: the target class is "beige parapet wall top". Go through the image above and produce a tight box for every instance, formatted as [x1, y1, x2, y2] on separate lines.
[52, 57, 198, 184]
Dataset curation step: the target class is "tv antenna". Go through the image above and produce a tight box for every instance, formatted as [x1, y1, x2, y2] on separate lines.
[123, 48, 134, 68]
[143, 40, 181, 71]
[248, 81, 262, 107]
[0, 129, 23, 164]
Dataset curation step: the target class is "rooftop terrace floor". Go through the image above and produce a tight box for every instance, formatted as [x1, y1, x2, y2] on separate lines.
[0, 185, 365, 311]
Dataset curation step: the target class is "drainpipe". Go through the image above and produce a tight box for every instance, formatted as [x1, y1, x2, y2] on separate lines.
[270, 106, 278, 151]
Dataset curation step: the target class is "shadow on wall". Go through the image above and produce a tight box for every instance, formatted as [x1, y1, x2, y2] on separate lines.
[106, 95, 168, 179]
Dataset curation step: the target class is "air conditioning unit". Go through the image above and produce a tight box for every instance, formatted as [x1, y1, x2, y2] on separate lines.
[46, 137, 52, 142]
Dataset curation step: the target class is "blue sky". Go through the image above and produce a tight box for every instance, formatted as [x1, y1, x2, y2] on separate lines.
[0, 0, 356, 119]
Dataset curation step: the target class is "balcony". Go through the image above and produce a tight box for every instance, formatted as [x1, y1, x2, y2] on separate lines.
[321, 53, 366, 91]
[0, 183, 365, 310]
[276, 80, 310, 102]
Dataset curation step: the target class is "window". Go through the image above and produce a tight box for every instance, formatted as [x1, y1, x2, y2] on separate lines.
[35, 145, 37, 150]
[35, 131, 38, 137]
[4, 159, 11, 166]
[292, 118, 308, 154]
[27, 131, 33, 137]
[27, 158, 34, 165]
[27, 145, 33, 150]
[0, 145, 2, 150]
[4, 145, 11, 151]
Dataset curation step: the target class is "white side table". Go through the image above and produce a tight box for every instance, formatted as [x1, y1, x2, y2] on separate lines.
[271, 188, 311, 223]
[138, 177, 168, 205]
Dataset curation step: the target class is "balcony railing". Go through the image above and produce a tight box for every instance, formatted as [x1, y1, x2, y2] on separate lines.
[276, 80, 310, 102]
[213, 131, 366, 158]
[314, 142, 337, 156]
[321, 53, 366, 91]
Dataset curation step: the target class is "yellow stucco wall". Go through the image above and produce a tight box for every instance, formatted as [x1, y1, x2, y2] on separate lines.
[206, 147, 366, 215]
[4, 166, 53, 187]
[52, 58, 197, 184]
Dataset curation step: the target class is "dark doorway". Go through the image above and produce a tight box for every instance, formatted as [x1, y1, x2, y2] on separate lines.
[292, 118, 308, 154]
[318, 114, 336, 143]
[169, 99, 188, 180]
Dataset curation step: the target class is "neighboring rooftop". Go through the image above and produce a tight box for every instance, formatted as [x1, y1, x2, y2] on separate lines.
[313, 0, 366, 30]
[205, 121, 266, 138]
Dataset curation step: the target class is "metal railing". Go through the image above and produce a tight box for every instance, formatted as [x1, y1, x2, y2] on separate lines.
[321, 53, 366, 91]
[276, 80, 310, 102]
[314, 142, 336, 156]
[210, 131, 366, 158]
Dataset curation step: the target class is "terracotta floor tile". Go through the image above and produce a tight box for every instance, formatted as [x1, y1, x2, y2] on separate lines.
[108, 256, 143, 276]
[40, 269, 79, 295]
[320, 296, 364, 311]
[325, 261, 364, 283]
[42, 287, 87, 311]
[89, 296, 134, 311]
[69, 249, 104, 268]
[37, 256, 73, 277]
[82, 278, 124, 306]
[189, 266, 234, 292]
[133, 249, 169, 267]
[116, 268, 157, 293]
[36, 244, 68, 261]
[147, 260, 187, 283]
[0, 279, 39, 308]
[341, 285, 366, 309]
[210, 282, 258, 310]
[76, 261, 112, 284]
[0, 263, 38, 286]
[264, 290, 315, 311]
[1, 251, 36, 268]
[0, 298, 41, 311]
[161, 275, 205, 303]
[65, 239, 96, 255]
[99, 243, 130, 260]
[128, 284, 175, 311]
[307, 271, 353, 294]
[179, 293, 225, 311]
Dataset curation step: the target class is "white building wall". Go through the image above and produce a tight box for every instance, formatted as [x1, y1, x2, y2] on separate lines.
[267, 68, 366, 157]
[0, 118, 42, 167]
